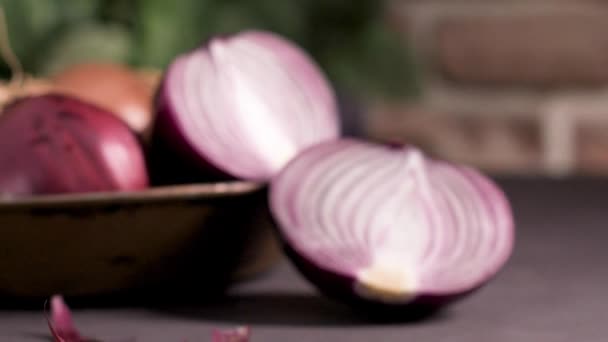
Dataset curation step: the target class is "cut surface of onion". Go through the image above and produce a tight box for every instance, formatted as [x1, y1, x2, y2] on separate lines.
[155, 30, 339, 181]
[270, 139, 514, 309]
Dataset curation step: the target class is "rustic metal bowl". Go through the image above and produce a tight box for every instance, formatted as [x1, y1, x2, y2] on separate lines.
[0, 182, 282, 298]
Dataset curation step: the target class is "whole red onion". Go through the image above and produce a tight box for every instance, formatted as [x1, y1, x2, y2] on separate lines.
[0, 94, 149, 198]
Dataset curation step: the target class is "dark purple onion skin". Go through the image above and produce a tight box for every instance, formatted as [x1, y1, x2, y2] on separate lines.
[282, 241, 488, 321]
[0, 94, 149, 197]
[146, 76, 234, 186]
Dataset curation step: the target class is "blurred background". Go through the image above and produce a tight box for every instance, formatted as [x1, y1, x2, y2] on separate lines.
[2, 0, 608, 177]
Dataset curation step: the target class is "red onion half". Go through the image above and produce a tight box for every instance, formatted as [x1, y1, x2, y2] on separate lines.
[0, 94, 148, 198]
[153, 30, 339, 182]
[270, 139, 514, 313]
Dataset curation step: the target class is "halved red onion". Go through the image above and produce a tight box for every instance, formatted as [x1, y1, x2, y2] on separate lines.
[270, 139, 514, 312]
[153, 30, 340, 182]
[0, 94, 149, 198]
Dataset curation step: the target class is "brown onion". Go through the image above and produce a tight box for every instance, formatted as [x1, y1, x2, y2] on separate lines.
[52, 63, 160, 139]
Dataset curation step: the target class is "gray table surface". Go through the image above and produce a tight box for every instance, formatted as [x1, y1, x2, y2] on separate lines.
[1, 178, 606, 341]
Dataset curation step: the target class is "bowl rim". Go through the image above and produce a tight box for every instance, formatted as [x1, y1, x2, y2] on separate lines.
[0, 181, 264, 208]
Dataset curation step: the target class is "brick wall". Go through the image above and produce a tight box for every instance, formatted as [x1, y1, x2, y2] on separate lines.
[368, 0, 608, 176]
